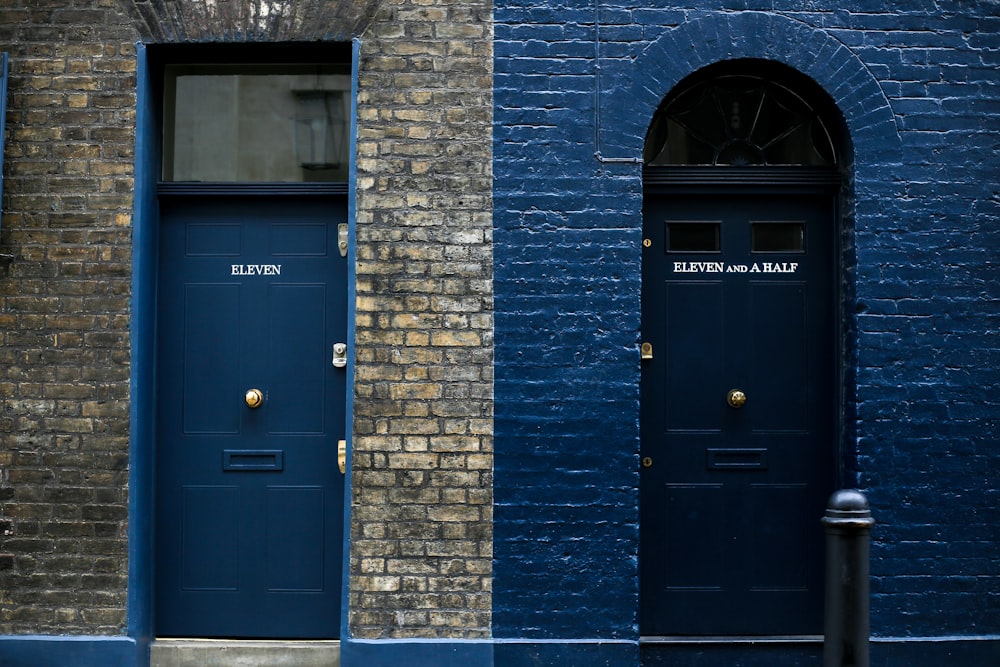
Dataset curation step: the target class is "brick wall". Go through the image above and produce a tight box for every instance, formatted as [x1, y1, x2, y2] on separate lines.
[0, 0, 496, 642]
[351, 0, 494, 639]
[0, 0, 425, 640]
[120, 0, 381, 42]
[493, 0, 999, 641]
[0, 1, 137, 634]
[491, 0, 642, 638]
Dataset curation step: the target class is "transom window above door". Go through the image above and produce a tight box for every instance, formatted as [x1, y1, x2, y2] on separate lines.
[163, 63, 351, 183]
[644, 69, 838, 167]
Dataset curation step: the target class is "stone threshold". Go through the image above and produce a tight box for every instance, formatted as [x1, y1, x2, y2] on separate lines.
[150, 639, 340, 667]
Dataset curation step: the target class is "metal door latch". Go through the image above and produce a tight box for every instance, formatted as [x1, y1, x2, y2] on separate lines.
[332, 343, 347, 368]
[338, 224, 349, 257]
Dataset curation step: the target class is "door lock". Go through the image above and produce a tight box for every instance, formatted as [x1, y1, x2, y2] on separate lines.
[338, 223, 349, 257]
[332, 343, 347, 368]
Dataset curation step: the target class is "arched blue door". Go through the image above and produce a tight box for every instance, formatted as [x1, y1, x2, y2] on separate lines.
[640, 189, 838, 635]
[154, 195, 347, 638]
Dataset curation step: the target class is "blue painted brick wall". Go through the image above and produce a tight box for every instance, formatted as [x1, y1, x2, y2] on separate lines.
[493, 1, 643, 640]
[493, 0, 999, 645]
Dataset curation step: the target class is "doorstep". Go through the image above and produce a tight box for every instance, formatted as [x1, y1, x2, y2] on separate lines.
[150, 639, 340, 667]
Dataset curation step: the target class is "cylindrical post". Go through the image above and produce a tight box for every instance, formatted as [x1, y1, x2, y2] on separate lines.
[822, 489, 875, 667]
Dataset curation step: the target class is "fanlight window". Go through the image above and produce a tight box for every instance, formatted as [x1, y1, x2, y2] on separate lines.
[644, 74, 836, 167]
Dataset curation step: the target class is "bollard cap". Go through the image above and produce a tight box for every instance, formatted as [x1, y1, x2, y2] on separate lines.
[822, 489, 875, 528]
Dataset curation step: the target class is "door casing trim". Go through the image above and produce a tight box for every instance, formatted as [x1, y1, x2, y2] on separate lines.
[128, 40, 360, 655]
[638, 175, 846, 637]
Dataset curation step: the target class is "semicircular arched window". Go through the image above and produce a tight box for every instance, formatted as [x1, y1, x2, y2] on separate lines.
[644, 74, 837, 167]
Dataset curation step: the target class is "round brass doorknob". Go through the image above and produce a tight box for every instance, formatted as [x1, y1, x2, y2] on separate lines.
[727, 389, 747, 408]
[245, 388, 264, 409]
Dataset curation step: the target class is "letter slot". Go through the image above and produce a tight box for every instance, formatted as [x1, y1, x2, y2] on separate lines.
[706, 448, 767, 470]
[223, 450, 284, 471]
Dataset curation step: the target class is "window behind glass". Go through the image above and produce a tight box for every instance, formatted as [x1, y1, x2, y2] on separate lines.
[163, 64, 350, 183]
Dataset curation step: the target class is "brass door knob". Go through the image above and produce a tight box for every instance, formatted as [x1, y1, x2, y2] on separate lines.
[245, 388, 264, 409]
[727, 389, 747, 408]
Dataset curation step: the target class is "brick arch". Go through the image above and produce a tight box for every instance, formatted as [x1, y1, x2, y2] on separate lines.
[614, 11, 901, 177]
[118, 0, 382, 42]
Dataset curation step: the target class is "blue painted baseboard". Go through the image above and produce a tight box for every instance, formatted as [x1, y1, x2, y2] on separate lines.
[494, 639, 638, 667]
[871, 636, 1000, 665]
[345, 638, 638, 667]
[640, 638, 822, 667]
[2, 634, 993, 666]
[0, 636, 139, 667]
[640, 636, 1000, 667]
[343, 638, 494, 667]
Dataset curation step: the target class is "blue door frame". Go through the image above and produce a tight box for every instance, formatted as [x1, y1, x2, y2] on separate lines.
[639, 190, 839, 636]
[127, 41, 360, 661]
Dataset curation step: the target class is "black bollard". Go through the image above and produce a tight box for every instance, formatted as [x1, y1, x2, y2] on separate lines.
[822, 489, 875, 667]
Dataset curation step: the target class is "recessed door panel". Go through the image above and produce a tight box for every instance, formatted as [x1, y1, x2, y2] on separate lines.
[747, 483, 810, 591]
[181, 485, 239, 591]
[641, 193, 836, 636]
[183, 284, 241, 434]
[270, 222, 329, 256]
[156, 196, 347, 639]
[664, 483, 725, 590]
[664, 282, 724, 431]
[186, 223, 242, 256]
[266, 486, 326, 592]
[268, 284, 327, 435]
[748, 281, 807, 431]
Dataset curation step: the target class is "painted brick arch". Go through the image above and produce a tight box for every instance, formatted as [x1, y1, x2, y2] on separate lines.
[608, 11, 902, 184]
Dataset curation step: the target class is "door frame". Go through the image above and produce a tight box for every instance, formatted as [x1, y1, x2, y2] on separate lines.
[128, 41, 359, 650]
[639, 164, 847, 637]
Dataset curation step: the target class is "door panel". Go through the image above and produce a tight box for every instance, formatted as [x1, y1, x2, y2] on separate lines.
[748, 282, 808, 431]
[181, 485, 239, 591]
[664, 282, 724, 430]
[266, 486, 326, 591]
[268, 283, 328, 434]
[156, 196, 347, 638]
[182, 284, 241, 434]
[640, 194, 836, 636]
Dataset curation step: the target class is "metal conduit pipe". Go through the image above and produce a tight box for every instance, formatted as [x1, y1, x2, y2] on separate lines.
[592, 0, 643, 164]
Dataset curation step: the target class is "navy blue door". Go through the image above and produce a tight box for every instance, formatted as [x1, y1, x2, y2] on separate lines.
[640, 193, 837, 635]
[155, 196, 347, 638]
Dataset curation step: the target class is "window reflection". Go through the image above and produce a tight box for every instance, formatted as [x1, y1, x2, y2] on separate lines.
[667, 222, 721, 253]
[752, 222, 805, 253]
[644, 74, 836, 167]
[163, 64, 351, 182]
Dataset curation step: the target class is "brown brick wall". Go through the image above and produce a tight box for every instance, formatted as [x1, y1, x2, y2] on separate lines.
[0, 1, 138, 635]
[351, 0, 494, 640]
[0, 0, 495, 640]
